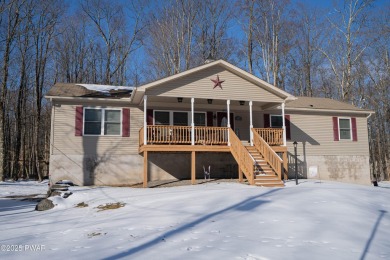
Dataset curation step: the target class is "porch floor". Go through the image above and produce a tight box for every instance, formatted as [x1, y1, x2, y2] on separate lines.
[139, 144, 230, 153]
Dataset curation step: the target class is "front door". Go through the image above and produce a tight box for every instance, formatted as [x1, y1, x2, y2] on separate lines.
[217, 112, 234, 130]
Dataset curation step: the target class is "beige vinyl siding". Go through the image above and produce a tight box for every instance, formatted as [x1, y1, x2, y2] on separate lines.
[285, 112, 369, 156]
[233, 111, 263, 140]
[52, 103, 142, 156]
[146, 65, 283, 103]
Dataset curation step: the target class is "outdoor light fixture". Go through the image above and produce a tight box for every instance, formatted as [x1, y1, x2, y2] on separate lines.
[239, 101, 245, 106]
[293, 141, 298, 185]
[177, 97, 183, 103]
[207, 99, 213, 104]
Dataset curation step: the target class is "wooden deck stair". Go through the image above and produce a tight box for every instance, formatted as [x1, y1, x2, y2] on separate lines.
[245, 145, 284, 187]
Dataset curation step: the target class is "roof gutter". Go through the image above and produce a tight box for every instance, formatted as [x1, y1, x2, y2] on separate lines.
[45, 96, 133, 103]
[285, 107, 375, 115]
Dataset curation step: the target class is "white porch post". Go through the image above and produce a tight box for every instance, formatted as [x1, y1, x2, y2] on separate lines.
[227, 100, 231, 146]
[191, 98, 195, 145]
[143, 95, 148, 145]
[282, 102, 286, 146]
[249, 101, 253, 146]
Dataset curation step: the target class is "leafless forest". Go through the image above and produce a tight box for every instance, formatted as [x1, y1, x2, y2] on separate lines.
[0, 0, 388, 181]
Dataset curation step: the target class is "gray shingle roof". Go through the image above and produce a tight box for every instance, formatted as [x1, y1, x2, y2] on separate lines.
[286, 97, 367, 111]
[46, 83, 132, 99]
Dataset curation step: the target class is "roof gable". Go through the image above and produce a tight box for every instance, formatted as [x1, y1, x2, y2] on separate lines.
[133, 60, 294, 104]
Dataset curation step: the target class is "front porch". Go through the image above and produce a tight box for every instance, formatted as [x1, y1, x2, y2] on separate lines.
[139, 125, 288, 188]
[131, 60, 295, 188]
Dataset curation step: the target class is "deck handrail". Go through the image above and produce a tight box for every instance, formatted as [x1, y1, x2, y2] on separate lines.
[253, 128, 283, 146]
[146, 125, 192, 144]
[229, 128, 254, 185]
[140, 125, 229, 145]
[139, 126, 144, 147]
[252, 129, 283, 180]
[194, 126, 228, 145]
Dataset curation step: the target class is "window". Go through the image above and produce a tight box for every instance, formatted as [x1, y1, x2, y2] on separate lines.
[84, 108, 121, 135]
[333, 116, 357, 141]
[270, 115, 283, 128]
[173, 112, 188, 126]
[339, 118, 351, 140]
[194, 112, 206, 126]
[154, 110, 206, 126]
[154, 111, 170, 125]
[104, 110, 121, 135]
[84, 109, 102, 135]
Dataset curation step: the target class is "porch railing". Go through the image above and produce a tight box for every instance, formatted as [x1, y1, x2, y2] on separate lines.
[139, 126, 283, 147]
[140, 125, 229, 145]
[194, 126, 228, 145]
[139, 127, 144, 146]
[253, 128, 283, 146]
[252, 129, 283, 180]
[229, 128, 254, 185]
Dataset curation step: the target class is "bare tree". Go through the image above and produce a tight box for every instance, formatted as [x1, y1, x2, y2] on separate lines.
[54, 13, 90, 83]
[0, 0, 22, 181]
[236, 0, 255, 73]
[251, 0, 291, 89]
[288, 2, 324, 96]
[319, 0, 374, 102]
[81, 0, 145, 84]
[30, 0, 63, 180]
[364, 6, 390, 181]
[194, 0, 235, 64]
[146, 0, 200, 78]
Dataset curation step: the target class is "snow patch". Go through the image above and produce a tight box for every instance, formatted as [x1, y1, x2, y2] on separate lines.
[1, 180, 390, 259]
[76, 84, 133, 93]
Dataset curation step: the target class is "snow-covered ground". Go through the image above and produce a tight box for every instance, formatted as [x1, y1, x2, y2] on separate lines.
[0, 180, 389, 260]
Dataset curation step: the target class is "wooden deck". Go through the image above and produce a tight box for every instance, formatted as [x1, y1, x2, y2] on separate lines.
[139, 126, 286, 187]
[139, 126, 283, 150]
[139, 144, 230, 153]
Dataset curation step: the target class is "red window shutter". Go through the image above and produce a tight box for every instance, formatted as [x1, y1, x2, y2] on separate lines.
[332, 117, 339, 141]
[264, 114, 270, 128]
[75, 106, 83, 136]
[351, 117, 357, 141]
[147, 109, 153, 125]
[122, 108, 130, 137]
[285, 115, 291, 140]
[207, 111, 213, 126]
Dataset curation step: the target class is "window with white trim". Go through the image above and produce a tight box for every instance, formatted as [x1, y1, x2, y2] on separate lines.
[153, 110, 206, 126]
[154, 111, 170, 125]
[84, 108, 121, 135]
[339, 118, 351, 140]
[194, 112, 206, 126]
[173, 112, 188, 126]
[270, 115, 283, 128]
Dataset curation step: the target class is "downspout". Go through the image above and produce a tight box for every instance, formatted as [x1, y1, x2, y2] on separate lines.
[282, 102, 286, 146]
[143, 95, 147, 145]
[191, 98, 195, 145]
[227, 100, 231, 146]
[249, 101, 253, 146]
[49, 98, 55, 155]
